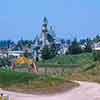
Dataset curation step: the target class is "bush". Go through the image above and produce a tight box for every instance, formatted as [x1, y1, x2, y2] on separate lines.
[41, 45, 56, 60]
[0, 70, 64, 86]
[68, 38, 82, 54]
[0, 58, 11, 66]
[93, 51, 100, 61]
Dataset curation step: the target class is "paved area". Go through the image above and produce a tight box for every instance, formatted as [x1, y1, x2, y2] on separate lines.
[0, 81, 100, 100]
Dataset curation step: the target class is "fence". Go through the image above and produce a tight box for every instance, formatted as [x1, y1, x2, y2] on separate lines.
[15, 64, 80, 76]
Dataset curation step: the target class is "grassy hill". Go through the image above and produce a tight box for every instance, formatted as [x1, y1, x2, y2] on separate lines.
[39, 53, 100, 83]
[0, 52, 100, 94]
[0, 70, 78, 94]
[39, 53, 93, 65]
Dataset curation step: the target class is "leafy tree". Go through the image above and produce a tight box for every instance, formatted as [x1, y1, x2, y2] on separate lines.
[93, 51, 100, 61]
[84, 38, 92, 52]
[79, 39, 86, 45]
[0, 40, 15, 49]
[0, 58, 11, 66]
[17, 39, 33, 50]
[68, 38, 82, 54]
[66, 39, 71, 46]
[93, 35, 100, 43]
[41, 45, 56, 60]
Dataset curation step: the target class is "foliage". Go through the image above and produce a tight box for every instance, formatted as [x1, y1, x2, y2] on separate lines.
[93, 51, 100, 61]
[84, 38, 92, 53]
[41, 45, 56, 60]
[0, 58, 11, 66]
[0, 40, 14, 48]
[0, 70, 64, 87]
[93, 35, 100, 43]
[79, 39, 86, 45]
[39, 53, 93, 65]
[68, 38, 82, 54]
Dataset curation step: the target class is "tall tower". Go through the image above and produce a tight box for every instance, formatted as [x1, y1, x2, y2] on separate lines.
[41, 17, 49, 46]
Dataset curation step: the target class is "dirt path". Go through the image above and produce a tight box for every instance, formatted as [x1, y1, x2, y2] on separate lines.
[0, 81, 100, 100]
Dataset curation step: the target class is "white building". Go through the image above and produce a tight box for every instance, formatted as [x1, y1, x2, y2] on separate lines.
[92, 42, 100, 51]
[8, 50, 25, 58]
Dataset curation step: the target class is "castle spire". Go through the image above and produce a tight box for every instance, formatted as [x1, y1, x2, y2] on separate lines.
[41, 17, 49, 46]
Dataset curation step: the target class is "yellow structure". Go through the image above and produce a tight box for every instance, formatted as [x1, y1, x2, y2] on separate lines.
[0, 95, 9, 100]
[15, 56, 38, 73]
[16, 56, 33, 65]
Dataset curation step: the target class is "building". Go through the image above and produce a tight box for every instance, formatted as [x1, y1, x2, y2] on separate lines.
[33, 17, 68, 61]
[8, 50, 25, 58]
[92, 42, 100, 51]
[33, 17, 57, 61]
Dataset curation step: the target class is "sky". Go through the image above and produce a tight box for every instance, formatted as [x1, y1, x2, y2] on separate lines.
[0, 0, 100, 41]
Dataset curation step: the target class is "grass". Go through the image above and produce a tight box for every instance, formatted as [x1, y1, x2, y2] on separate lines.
[1, 52, 100, 94]
[15, 52, 100, 83]
[0, 70, 78, 94]
[38, 52, 100, 83]
[64, 61, 100, 83]
[38, 53, 93, 65]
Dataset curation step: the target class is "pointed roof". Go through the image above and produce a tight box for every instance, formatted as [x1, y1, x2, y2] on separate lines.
[16, 56, 33, 65]
[43, 17, 48, 24]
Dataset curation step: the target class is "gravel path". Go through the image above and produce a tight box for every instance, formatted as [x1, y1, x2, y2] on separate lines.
[0, 81, 100, 100]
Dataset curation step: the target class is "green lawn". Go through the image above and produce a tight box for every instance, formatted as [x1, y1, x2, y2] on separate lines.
[38, 53, 100, 83]
[0, 70, 78, 94]
[38, 53, 93, 65]
[0, 52, 100, 94]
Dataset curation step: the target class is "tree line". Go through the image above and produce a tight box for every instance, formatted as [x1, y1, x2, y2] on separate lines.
[0, 35, 100, 61]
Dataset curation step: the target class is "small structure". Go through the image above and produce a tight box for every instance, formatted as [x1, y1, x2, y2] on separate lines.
[15, 56, 38, 73]
[16, 56, 32, 65]
[8, 50, 25, 58]
[92, 42, 100, 51]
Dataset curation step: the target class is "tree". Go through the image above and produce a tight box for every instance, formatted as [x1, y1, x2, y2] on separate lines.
[41, 45, 56, 60]
[93, 50, 100, 61]
[68, 38, 82, 54]
[84, 38, 92, 52]
[66, 39, 71, 46]
[79, 39, 86, 45]
[41, 44, 57, 75]
[0, 58, 11, 67]
[93, 35, 100, 43]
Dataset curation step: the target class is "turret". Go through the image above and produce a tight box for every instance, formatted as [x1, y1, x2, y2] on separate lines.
[41, 17, 49, 46]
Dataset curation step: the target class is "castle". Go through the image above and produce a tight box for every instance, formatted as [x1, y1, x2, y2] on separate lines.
[33, 17, 68, 61]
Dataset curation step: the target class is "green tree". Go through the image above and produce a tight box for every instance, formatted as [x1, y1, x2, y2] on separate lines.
[68, 38, 82, 54]
[79, 39, 86, 45]
[41, 45, 56, 60]
[84, 38, 92, 52]
[93, 51, 100, 61]
[93, 35, 100, 43]
[66, 39, 71, 46]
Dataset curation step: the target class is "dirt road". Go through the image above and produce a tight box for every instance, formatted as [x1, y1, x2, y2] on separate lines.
[0, 81, 100, 100]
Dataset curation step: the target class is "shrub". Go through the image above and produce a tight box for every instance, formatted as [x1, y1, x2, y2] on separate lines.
[93, 51, 100, 61]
